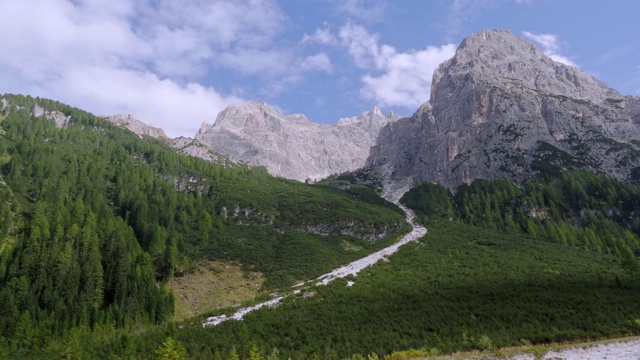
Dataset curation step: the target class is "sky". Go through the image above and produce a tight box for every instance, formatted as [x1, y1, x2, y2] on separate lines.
[0, 0, 639, 138]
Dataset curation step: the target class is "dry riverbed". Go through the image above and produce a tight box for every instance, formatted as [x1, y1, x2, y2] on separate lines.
[203, 183, 424, 326]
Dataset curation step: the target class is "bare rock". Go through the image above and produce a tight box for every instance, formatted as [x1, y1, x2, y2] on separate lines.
[195, 102, 399, 181]
[31, 104, 70, 128]
[104, 114, 168, 139]
[368, 29, 640, 188]
[168, 137, 235, 167]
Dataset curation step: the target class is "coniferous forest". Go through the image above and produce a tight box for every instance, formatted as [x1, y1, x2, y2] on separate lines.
[0, 94, 407, 358]
[1, 94, 640, 359]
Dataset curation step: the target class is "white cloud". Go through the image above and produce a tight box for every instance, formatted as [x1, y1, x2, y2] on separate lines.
[0, 0, 331, 137]
[301, 26, 337, 45]
[361, 45, 457, 108]
[301, 53, 333, 73]
[522, 31, 577, 67]
[339, 23, 394, 69]
[339, 24, 456, 108]
[52, 67, 244, 136]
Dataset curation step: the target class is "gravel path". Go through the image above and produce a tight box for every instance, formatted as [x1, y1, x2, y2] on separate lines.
[203, 183, 424, 327]
[315, 202, 425, 285]
[503, 338, 640, 360]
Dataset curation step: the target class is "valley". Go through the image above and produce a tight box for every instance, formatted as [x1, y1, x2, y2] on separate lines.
[2, 28, 640, 359]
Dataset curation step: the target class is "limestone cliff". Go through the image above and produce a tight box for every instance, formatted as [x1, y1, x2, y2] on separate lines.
[196, 102, 399, 181]
[368, 29, 640, 188]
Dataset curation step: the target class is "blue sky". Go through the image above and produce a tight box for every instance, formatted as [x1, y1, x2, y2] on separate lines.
[0, 0, 638, 137]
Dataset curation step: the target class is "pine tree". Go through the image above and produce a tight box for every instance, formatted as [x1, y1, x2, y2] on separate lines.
[59, 327, 82, 360]
[154, 337, 186, 360]
[228, 346, 240, 360]
[249, 343, 262, 360]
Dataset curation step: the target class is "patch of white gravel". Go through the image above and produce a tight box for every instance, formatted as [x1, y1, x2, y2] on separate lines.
[203, 296, 284, 326]
[203, 178, 425, 327]
[496, 338, 640, 360]
[315, 202, 425, 285]
[543, 339, 640, 360]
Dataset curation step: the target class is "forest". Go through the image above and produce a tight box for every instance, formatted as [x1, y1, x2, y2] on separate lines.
[1, 94, 640, 359]
[42, 177, 640, 359]
[0, 94, 406, 358]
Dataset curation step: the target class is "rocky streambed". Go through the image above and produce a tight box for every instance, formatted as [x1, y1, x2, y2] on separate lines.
[203, 184, 425, 327]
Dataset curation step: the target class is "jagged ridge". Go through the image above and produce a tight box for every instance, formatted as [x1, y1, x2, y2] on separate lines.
[195, 102, 399, 181]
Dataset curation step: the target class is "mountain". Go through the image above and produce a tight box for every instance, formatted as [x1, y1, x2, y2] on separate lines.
[104, 114, 168, 139]
[100, 114, 236, 167]
[367, 29, 640, 188]
[0, 93, 408, 358]
[4, 29, 640, 358]
[196, 102, 399, 181]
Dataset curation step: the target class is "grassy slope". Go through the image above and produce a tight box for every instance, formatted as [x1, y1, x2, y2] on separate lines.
[170, 261, 264, 322]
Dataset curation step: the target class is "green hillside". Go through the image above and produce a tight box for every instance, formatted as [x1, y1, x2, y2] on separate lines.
[2, 94, 640, 359]
[0, 94, 406, 358]
[64, 190, 640, 360]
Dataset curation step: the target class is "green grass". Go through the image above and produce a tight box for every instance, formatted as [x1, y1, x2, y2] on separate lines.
[170, 261, 265, 321]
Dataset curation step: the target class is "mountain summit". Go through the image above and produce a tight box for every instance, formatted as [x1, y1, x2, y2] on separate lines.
[368, 29, 640, 188]
[196, 102, 399, 181]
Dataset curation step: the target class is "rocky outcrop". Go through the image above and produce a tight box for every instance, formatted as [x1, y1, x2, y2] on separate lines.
[196, 102, 399, 181]
[104, 114, 168, 139]
[31, 104, 70, 128]
[168, 137, 235, 167]
[368, 29, 640, 188]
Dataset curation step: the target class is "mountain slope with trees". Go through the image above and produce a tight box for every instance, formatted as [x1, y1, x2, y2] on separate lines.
[0, 94, 407, 358]
[36, 172, 640, 359]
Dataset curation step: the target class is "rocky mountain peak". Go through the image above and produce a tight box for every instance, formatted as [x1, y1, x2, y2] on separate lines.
[195, 103, 399, 181]
[431, 29, 618, 105]
[200, 102, 315, 137]
[368, 29, 640, 188]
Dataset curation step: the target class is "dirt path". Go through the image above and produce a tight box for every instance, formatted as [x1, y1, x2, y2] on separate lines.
[203, 184, 424, 327]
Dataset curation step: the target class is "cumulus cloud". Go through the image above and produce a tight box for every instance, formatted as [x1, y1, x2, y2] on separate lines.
[0, 0, 330, 137]
[339, 23, 456, 108]
[522, 31, 577, 67]
[50, 67, 244, 137]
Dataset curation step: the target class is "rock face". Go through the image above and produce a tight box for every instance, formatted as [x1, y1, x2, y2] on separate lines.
[104, 114, 168, 139]
[168, 137, 235, 167]
[196, 102, 399, 181]
[31, 104, 71, 128]
[368, 29, 640, 188]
